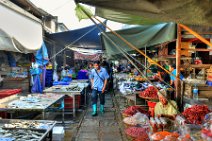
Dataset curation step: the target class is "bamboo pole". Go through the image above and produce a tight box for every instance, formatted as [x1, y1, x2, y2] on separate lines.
[179, 24, 212, 48]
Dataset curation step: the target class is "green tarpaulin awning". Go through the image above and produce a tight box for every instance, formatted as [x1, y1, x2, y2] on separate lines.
[101, 22, 176, 56]
[76, 0, 212, 26]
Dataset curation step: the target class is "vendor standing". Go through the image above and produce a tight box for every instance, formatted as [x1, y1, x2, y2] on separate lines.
[61, 66, 72, 82]
[154, 89, 178, 119]
[157, 60, 170, 84]
[169, 64, 184, 87]
[86, 62, 93, 86]
[90, 61, 109, 116]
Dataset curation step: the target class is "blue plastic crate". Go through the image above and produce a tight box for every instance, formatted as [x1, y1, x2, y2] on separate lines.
[53, 81, 70, 86]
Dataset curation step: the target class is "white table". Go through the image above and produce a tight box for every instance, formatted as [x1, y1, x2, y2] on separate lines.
[44, 83, 89, 117]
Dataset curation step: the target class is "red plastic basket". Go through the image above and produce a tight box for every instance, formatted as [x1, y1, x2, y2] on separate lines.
[147, 101, 157, 117]
[0, 112, 7, 118]
[147, 101, 157, 108]
[0, 89, 22, 99]
[64, 95, 81, 109]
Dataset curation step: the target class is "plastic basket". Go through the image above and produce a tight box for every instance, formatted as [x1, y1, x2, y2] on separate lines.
[53, 81, 70, 86]
[147, 101, 157, 117]
[206, 81, 212, 86]
[0, 112, 7, 118]
[64, 95, 81, 109]
[207, 75, 212, 81]
[147, 101, 157, 108]
[0, 89, 21, 99]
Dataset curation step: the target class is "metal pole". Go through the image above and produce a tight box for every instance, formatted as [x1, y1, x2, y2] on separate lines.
[63, 50, 66, 66]
[176, 24, 182, 108]
[145, 45, 147, 77]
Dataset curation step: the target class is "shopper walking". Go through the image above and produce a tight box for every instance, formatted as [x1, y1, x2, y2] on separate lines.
[90, 61, 109, 116]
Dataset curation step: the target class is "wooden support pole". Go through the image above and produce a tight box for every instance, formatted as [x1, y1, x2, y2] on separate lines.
[179, 24, 212, 48]
[176, 24, 182, 109]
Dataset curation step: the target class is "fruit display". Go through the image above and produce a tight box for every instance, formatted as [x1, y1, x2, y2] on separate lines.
[182, 105, 210, 124]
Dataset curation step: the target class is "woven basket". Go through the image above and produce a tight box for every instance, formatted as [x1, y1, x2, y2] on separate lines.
[124, 122, 135, 128]
[122, 113, 131, 118]
[126, 135, 134, 141]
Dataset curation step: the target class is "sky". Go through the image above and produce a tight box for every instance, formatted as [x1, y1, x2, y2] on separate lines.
[30, 0, 124, 30]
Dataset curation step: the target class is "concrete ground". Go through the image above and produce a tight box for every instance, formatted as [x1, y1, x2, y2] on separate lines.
[73, 93, 126, 141]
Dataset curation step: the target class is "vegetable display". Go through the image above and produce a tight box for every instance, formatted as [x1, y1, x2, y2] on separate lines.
[182, 105, 210, 124]
[122, 106, 149, 117]
[139, 86, 158, 99]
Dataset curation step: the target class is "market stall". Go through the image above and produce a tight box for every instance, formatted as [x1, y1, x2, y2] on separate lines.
[43, 81, 89, 117]
[0, 93, 65, 121]
[120, 103, 212, 140]
[0, 119, 56, 140]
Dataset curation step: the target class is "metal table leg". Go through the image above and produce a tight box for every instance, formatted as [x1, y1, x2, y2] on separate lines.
[10, 113, 13, 119]
[84, 87, 87, 107]
[42, 111, 45, 120]
[73, 95, 76, 117]
[62, 99, 65, 124]
[49, 130, 53, 141]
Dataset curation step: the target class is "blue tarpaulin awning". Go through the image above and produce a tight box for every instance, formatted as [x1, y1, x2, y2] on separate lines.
[47, 22, 106, 50]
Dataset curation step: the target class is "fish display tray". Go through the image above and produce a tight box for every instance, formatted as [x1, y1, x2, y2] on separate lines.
[0, 119, 56, 130]
[0, 94, 65, 111]
[0, 119, 56, 141]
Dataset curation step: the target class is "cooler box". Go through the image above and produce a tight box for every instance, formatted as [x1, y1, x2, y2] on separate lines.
[53, 126, 64, 141]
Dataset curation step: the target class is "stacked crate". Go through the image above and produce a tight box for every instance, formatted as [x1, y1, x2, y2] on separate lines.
[64, 95, 81, 109]
[0, 89, 22, 118]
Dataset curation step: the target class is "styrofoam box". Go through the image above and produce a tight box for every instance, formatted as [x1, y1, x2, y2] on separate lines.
[53, 126, 65, 141]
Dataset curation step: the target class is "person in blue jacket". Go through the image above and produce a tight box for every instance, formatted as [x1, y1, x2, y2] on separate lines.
[169, 64, 184, 87]
[61, 66, 72, 82]
[90, 61, 109, 116]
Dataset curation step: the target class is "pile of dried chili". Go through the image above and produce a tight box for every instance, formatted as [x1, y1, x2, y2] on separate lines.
[122, 105, 149, 117]
[182, 105, 210, 124]
[139, 86, 158, 99]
